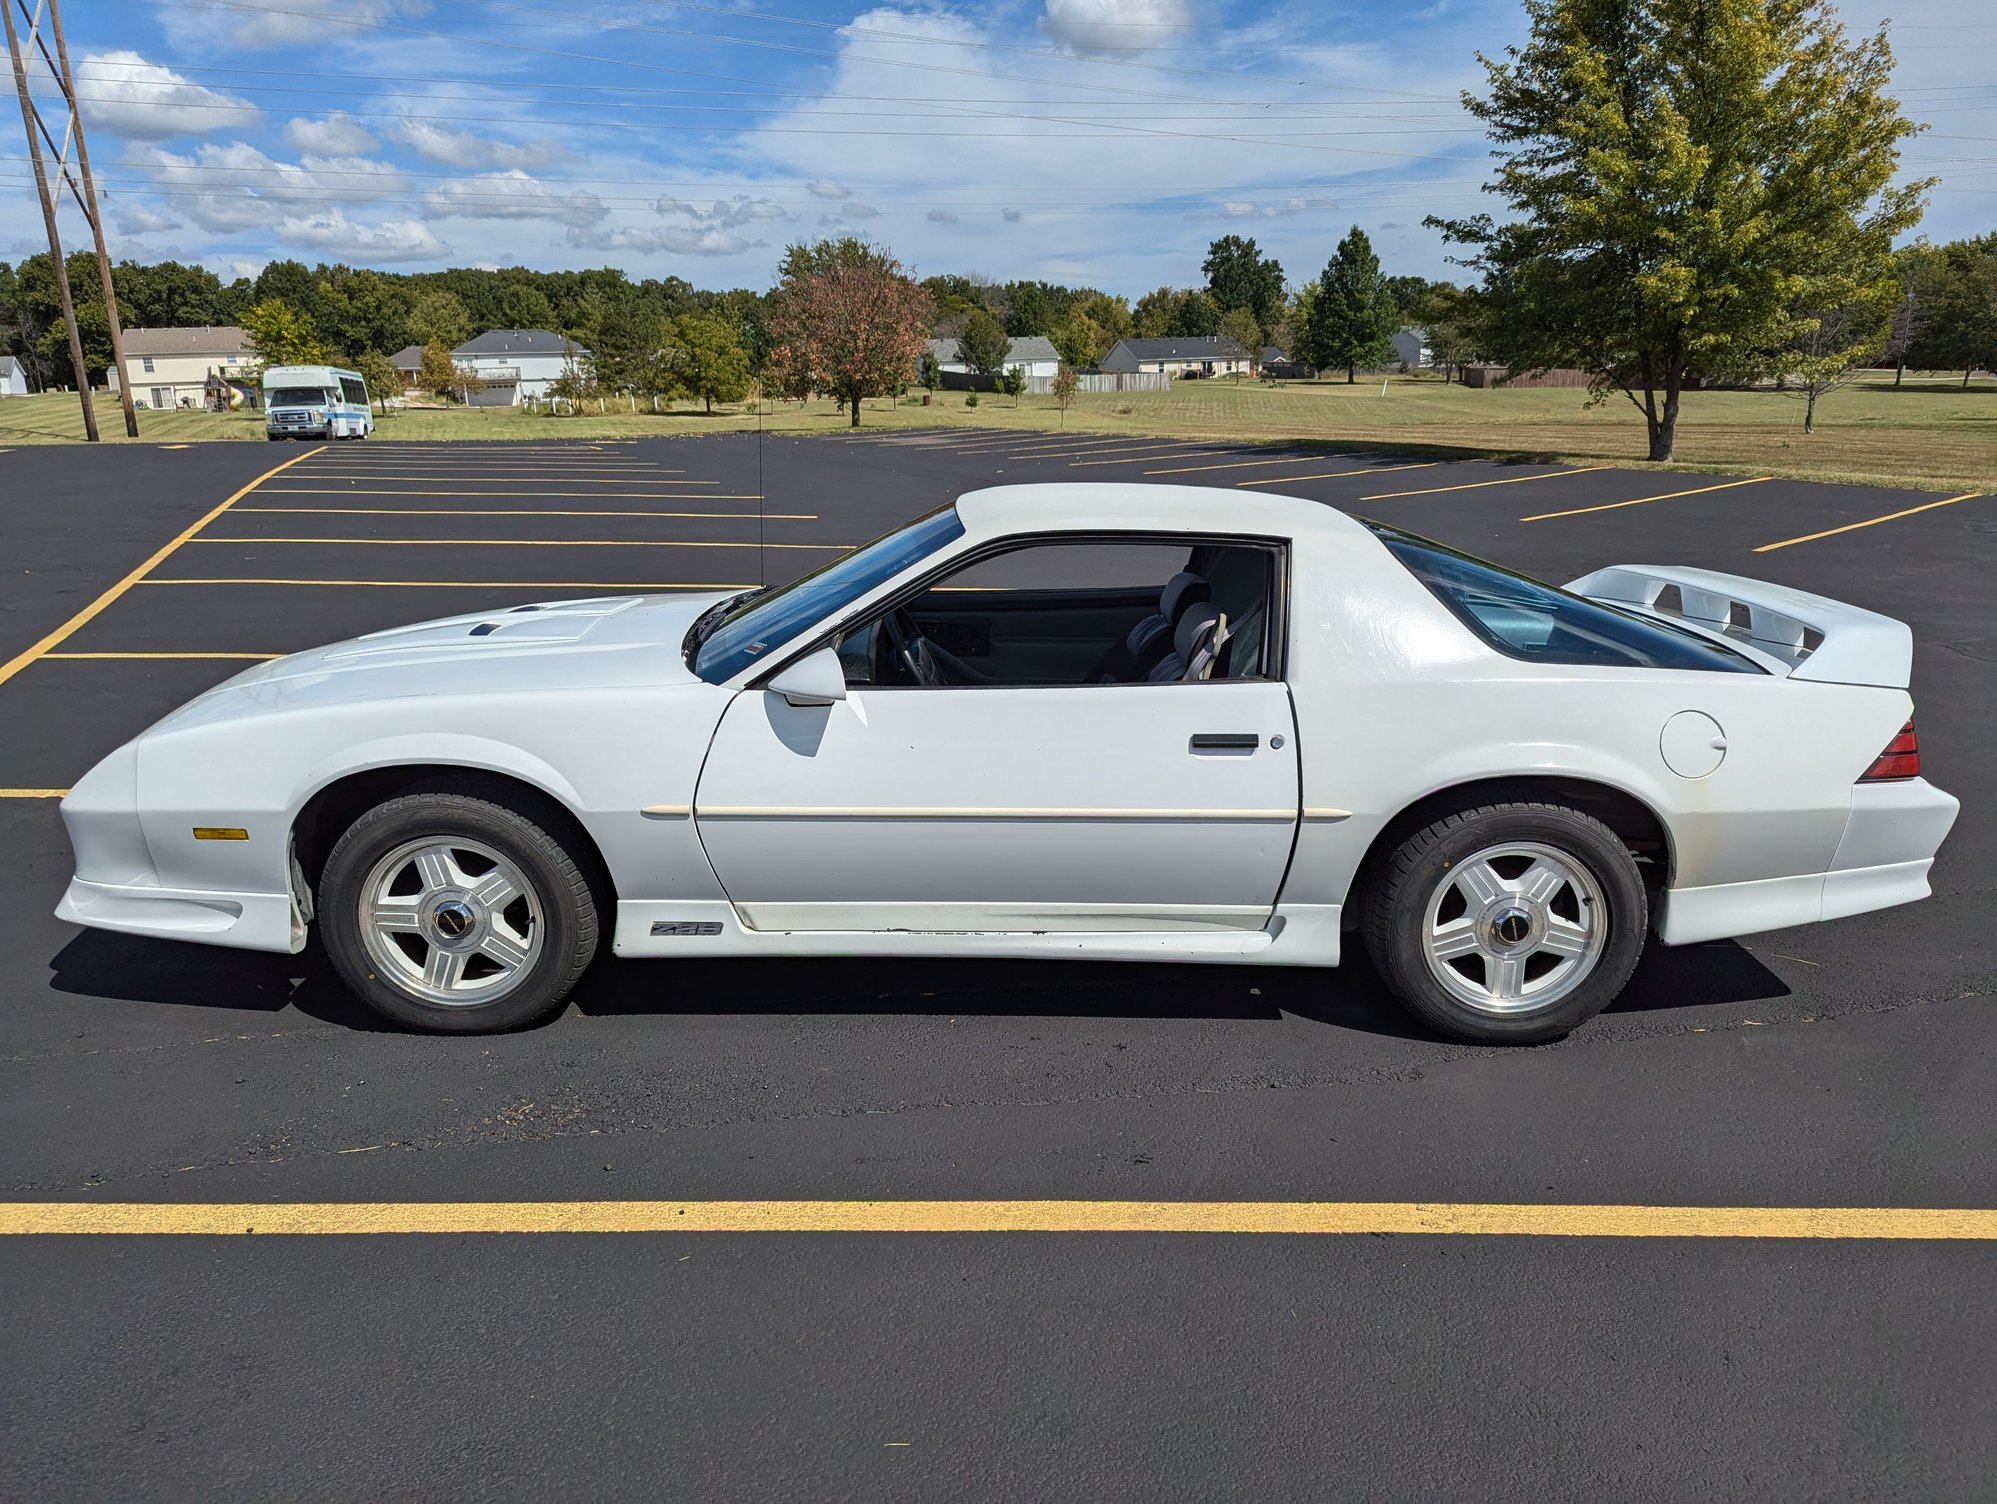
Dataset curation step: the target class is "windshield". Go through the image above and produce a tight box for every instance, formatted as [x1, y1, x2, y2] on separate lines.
[689, 505, 967, 683]
[268, 387, 334, 407]
[1365, 521, 1761, 673]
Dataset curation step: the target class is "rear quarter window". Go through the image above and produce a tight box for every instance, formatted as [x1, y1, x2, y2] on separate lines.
[1365, 522, 1762, 673]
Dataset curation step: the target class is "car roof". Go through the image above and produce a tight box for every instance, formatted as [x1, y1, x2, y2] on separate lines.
[952, 482, 1374, 545]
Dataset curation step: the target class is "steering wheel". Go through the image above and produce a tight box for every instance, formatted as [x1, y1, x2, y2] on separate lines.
[881, 607, 944, 686]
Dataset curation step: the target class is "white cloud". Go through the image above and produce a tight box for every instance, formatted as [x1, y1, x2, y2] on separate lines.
[658, 195, 787, 230]
[567, 224, 759, 257]
[273, 208, 446, 261]
[1188, 195, 1337, 221]
[116, 203, 182, 234]
[178, 0, 429, 50]
[1038, 0, 1191, 56]
[284, 112, 377, 155]
[424, 169, 606, 227]
[392, 118, 556, 170]
[68, 50, 254, 140]
[806, 179, 852, 200]
[134, 142, 409, 232]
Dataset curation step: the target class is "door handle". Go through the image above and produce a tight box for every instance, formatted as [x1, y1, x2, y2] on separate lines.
[1190, 733, 1258, 754]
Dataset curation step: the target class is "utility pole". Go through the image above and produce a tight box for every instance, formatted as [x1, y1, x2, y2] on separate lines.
[3, 0, 139, 439]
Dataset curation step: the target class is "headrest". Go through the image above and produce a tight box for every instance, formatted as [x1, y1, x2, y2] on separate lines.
[1158, 572, 1210, 624]
[1175, 602, 1221, 659]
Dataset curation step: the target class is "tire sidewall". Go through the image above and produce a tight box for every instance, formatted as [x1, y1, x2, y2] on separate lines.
[320, 796, 593, 1033]
[1370, 804, 1648, 1044]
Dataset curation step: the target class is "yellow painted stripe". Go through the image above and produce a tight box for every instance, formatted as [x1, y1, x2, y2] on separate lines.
[189, 537, 846, 551]
[0, 788, 67, 799]
[1754, 492, 1983, 553]
[1070, 448, 1235, 467]
[0, 445, 326, 691]
[1048, 441, 1209, 459]
[158, 443, 193, 450]
[1142, 454, 1325, 476]
[1521, 475, 1769, 522]
[255, 488, 755, 500]
[281, 475, 708, 484]
[1359, 465, 1610, 500]
[41, 652, 280, 660]
[236, 507, 816, 519]
[3, 1200, 1994, 1239]
[141, 579, 753, 589]
[1236, 461, 1436, 488]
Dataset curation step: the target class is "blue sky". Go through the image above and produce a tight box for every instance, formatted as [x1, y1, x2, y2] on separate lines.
[10, 0, 1993, 295]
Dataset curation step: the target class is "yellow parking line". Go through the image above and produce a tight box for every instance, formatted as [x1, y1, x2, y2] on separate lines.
[1142, 454, 1324, 476]
[1237, 461, 1436, 488]
[1070, 448, 1235, 467]
[237, 507, 817, 519]
[253, 489, 755, 500]
[141, 579, 754, 589]
[1048, 441, 1207, 460]
[188, 537, 846, 550]
[281, 474, 708, 483]
[1521, 474, 1768, 522]
[1754, 492, 1983, 552]
[3, 1199, 1994, 1238]
[0, 445, 325, 691]
[42, 652, 280, 660]
[1360, 465, 1610, 501]
[0, 788, 67, 799]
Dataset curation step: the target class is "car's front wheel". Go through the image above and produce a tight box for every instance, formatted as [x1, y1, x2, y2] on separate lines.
[1362, 801, 1647, 1044]
[319, 792, 598, 1032]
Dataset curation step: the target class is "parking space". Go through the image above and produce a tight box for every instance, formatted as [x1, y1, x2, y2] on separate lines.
[1, 433, 1993, 1497]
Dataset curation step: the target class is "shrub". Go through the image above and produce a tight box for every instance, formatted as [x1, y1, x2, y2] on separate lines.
[965, 391, 980, 407]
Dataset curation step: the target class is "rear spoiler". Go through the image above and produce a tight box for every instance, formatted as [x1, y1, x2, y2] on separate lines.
[1564, 564, 1912, 688]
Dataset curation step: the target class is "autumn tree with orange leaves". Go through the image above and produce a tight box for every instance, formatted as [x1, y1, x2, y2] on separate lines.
[766, 238, 933, 427]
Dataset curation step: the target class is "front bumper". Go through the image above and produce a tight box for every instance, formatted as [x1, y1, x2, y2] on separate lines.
[55, 876, 303, 953]
[1657, 777, 1960, 944]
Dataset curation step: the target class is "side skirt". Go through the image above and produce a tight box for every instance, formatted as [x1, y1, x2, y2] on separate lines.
[611, 901, 1342, 965]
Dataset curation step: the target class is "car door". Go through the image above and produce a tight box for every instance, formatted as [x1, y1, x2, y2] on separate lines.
[692, 679, 1299, 933]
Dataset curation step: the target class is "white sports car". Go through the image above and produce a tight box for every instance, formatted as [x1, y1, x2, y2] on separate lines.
[56, 484, 1959, 1043]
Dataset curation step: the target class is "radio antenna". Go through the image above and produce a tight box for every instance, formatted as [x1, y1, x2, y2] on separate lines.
[755, 384, 766, 588]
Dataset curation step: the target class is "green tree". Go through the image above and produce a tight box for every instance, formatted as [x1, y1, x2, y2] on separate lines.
[918, 348, 943, 395]
[242, 298, 327, 367]
[1777, 285, 1897, 432]
[1217, 306, 1265, 378]
[998, 366, 1026, 404]
[317, 268, 412, 356]
[407, 288, 472, 352]
[416, 339, 481, 400]
[1171, 288, 1221, 338]
[351, 347, 402, 414]
[1072, 290, 1131, 346]
[252, 260, 318, 323]
[1906, 234, 1997, 385]
[1428, 0, 1928, 460]
[1051, 315, 1100, 371]
[955, 307, 1011, 378]
[1052, 364, 1079, 423]
[494, 282, 555, 331]
[1132, 286, 1179, 339]
[584, 282, 660, 395]
[1300, 227, 1398, 382]
[668, 313, 752, 412]
[1202, 234, 1286, 344]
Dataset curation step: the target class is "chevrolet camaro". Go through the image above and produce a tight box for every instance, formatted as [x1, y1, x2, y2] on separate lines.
[56, 484, 1959, 1042]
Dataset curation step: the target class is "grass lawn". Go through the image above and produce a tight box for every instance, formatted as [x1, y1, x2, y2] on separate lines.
[2, 371, 1989, 494]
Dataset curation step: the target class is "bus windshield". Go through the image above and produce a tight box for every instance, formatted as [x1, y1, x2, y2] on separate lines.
[268, 387, 334, 407]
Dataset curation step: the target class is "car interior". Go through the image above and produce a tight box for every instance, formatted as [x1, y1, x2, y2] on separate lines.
[834, 538, 1281, 687]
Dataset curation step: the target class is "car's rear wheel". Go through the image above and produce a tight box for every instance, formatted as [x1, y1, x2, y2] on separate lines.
[1362, 801, 1647, 1044]
[319, 792, 597, 1032]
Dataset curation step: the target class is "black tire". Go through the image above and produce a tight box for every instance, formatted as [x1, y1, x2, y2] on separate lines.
[1362, 801, 1647, 1045]
[318, 792, 598, 1033]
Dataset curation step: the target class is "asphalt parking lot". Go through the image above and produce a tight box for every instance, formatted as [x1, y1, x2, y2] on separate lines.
[2, 431, 1993, 1499]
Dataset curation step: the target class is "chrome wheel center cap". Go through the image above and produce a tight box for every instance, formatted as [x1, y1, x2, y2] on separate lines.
[1488, 905, 1536, 950]
[431, 898, 478, 943]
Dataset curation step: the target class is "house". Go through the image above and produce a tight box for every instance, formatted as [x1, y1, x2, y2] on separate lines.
[925, 335, 1061, 382]
[105, 326, 252, 409]
[0, 354, 28, 397]
[1098, 336, 1253, 379]
[389, 344, 426, 389]
[451, 328, 588, 404]
[1391, 327, 1431, 370]
[1259, 345, 1313, 380]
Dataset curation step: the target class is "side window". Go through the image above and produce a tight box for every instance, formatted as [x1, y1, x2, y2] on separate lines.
[339, 377, 368, 405]
[838, 537, 1281, 688]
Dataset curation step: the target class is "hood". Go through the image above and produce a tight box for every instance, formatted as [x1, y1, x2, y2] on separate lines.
[147, 592, 736, 733]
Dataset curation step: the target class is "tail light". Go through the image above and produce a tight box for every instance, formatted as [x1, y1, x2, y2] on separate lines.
[1861, 719, 1921, 782]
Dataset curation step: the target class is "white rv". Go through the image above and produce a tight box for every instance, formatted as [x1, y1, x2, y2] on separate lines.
[263, 364, 372, 440]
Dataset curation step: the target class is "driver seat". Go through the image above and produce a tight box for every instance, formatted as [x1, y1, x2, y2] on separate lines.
[1088, 572, 1210, 683]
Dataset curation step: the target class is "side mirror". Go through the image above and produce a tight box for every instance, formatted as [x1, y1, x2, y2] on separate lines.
[767, 647, 847, 707]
